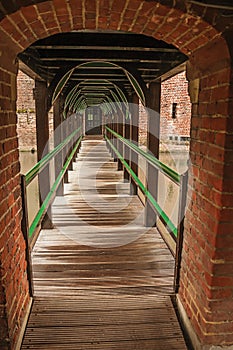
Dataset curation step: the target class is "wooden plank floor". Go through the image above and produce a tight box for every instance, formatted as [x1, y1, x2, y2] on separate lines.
[21, 137, 187, 349]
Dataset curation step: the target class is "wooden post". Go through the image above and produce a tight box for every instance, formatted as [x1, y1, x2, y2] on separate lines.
[53, 96, 64, 196]
[35, 80, 53, 229]
[123, 114, 130, 181]
[145, 81, 161, 227]
[130, 94, 139, 195]
[113, 115, 117, 162]
[117, 111, 123, 170]
[174, 170, 189, 292]
[21, 175, 34, 296]
[63, 114, 69, 183]
[68, 114, 73, 171]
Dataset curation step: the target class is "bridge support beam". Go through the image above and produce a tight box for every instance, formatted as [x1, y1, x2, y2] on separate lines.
[117, 111, 124, 171]
[123, 114, 130, 182]
[53, 95, 65, 196]
[35, 80, 53, 229]
[130, 94, 139, 195]
[145, 81, 161, 227]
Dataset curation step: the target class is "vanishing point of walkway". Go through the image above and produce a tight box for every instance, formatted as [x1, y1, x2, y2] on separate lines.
[21, 137, 187, 349]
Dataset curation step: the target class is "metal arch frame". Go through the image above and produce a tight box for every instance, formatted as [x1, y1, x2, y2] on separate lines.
[51, 60, 147, 111]
[63, 78, 129, 118]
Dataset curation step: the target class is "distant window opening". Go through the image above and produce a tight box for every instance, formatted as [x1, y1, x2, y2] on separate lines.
[172, 103, 177, 119]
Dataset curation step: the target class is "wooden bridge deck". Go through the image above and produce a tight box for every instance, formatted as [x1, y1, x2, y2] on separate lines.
[21, 137, 187, 349]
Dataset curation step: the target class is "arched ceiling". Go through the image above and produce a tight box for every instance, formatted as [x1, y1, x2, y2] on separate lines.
[1, 0, 233, 32]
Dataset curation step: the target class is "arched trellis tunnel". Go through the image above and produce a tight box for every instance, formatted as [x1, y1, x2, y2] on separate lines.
[0, 1, 233, 350]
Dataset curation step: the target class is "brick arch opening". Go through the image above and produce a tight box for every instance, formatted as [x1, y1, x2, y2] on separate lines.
[0, 1, 232, 349]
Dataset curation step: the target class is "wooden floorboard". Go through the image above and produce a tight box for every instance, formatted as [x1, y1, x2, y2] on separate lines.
[21, 137, 187, 349]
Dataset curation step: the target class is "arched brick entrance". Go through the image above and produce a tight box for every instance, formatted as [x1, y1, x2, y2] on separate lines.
[0, 1, 232, 349]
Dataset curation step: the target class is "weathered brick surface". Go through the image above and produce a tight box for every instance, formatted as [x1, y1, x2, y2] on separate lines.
[139, 71, 191, 146]
[17, 71, 36, 150]
[180, 56, 233, 346]
[160, 71, 191, 141]
[0, 54, 30, 350]
[0, 1, 232, 349]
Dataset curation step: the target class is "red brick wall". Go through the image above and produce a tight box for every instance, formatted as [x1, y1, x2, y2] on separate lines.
[17, 71, 36, 150]
[160, 71, 191, 142]
[17, 71, 54, 150]
[180, 39, 233, 347]
[0, 48, 30, 350]
[139, 71, 191, 146]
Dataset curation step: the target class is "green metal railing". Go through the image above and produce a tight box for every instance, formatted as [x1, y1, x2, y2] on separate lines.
[21, 127, 83, 241]
[106, 126, 180, 184]
[105, 126, 188, 242]
[25, 127, 82, 186]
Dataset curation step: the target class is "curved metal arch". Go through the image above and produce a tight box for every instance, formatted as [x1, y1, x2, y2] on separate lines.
[51, 60, 147, 108]
[63, 78, 129, 117]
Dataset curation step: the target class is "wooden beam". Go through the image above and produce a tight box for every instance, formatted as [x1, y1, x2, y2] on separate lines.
[35, 80, 53, 229]
[18, 60, 44, 81]
[130, 94, 139, 195]
[53, 95, 65, 196]
[145, 81, 161, 227]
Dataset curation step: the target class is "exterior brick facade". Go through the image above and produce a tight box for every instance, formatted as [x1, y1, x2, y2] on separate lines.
[138, 71, 191, 146]
[17, 71, 36, 150]
[160, 71, 191, 143]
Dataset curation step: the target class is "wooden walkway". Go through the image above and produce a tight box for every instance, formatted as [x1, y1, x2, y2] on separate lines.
[21, 137, 187, 349]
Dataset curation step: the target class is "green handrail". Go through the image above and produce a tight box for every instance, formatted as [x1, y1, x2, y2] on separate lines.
[29, 135, 83, 238]
[105, 134, 178, 237]
[25, 126, 82, 186]
[106, 126, 180, 184]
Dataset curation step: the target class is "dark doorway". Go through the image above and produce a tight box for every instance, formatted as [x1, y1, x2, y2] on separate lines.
[85, 107, 102, 135]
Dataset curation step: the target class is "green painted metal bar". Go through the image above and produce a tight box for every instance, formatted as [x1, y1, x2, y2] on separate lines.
[105, 134, 178, 238]
[106, 126, 180, 184]
[25, 126, 82, 186]
[29, 135, 83, 238]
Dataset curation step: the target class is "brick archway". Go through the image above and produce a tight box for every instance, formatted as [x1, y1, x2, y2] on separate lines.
[0, 2, 232, 349]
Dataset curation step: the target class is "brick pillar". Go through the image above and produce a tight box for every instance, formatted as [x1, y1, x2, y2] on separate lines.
[145, 81, 161, 227]
[0, 55, 30, 349]
[178, 36, 233, 348]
